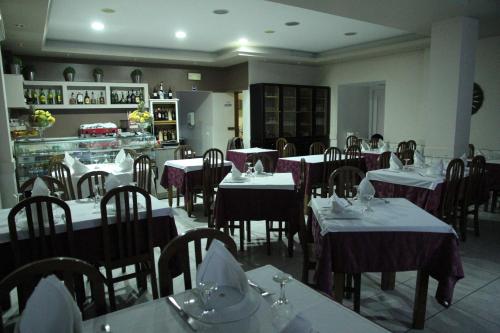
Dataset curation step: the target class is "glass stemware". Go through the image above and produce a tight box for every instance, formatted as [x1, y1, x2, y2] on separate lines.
[271, 273, 294, 329]
[93, 185, 102, 209]
[245, 162, 253, 177]
[197, 281, 218, 318]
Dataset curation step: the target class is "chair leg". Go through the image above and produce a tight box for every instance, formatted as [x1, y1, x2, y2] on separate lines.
[459, 212, 467, 242]
[239, 221, 244, 251]
[149, 259, 159, 299]
[106, 268, 116, 311]
[474, 204, 480, 237]
[229, 221, 235, 236]
[345, 274, 353, 299]
[265, 220, 271, 256]
[353, 273, 361, 313]
[246, 221, 251, 242]
[278, 221, 283, 240]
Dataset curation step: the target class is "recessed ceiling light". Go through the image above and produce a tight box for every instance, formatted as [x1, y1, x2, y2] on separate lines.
[285, 21, 300, 26]
[344, 32, 357, 36]
[264, 30, 275, 34]
[175, 31, 187, 39]
[91, 21, 105, 31]
[15, 23, 24, 29]
[238, 38, 249, 45]
[101, 8, 115, 14]
[213, 9, 229, 15]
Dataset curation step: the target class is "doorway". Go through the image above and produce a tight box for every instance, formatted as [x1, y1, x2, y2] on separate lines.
[234, 91, 243, 138]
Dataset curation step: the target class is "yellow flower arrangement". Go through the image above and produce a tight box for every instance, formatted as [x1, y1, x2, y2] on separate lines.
[128, 101, 151, 124]
[31, 109, 55, 127]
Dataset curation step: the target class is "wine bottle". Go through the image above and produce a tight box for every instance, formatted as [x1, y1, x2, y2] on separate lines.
[90, 92, 97, 104]
[76, 91, 84, 104]
[135, 90, 140, 103]
[152, 88, 158, 99]
[130, 91, 136, 104]
[56, 90, 63, 104]
[159, 82, 165, 99]
[84, 91, 90, 104]
[39, 89, 47, 104]
[119, 92, 125, 104]
[172, 108, 176, 120]
[99, 91, 105, 104]
[167, 87, 173, 99]
[69, 92, 76, 104]
[47, 89, 54, 104]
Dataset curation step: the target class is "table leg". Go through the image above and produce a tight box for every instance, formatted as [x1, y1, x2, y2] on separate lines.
[167, 185, 173, 207]
[412, 270, 429, 329]
[333, 272, 345, 304]
[381, 272, 396, 290]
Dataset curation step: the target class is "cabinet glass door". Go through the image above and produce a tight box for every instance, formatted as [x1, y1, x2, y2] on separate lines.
[264, 85, 280, 139]
[315, 88, 328, 136]
[298, 87, 313, 137]
[282, 86, 296, 137]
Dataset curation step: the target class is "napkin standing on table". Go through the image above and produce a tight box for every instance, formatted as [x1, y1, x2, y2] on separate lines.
[329, 193, 350, 213]
[389, 152, 403, 170]
[104, 174, 127, 215]
[117, 154, 134, 172]
[72, 158, 89, 175]
[23, 177, 51, 229]
[358, 177, 376, 199]
[360, 142, 370, 152]
[231, 163, 242, 179]
[19, 275, 82, 333]
[63, 152, 75, 167]
[413, 150, 426, 168]
[460, 153, 468, 164]
[115, 148, 126, 164]
[254, 160, 264, 174]
[378, 141, 389, 153]
[425, 159, 444, 176]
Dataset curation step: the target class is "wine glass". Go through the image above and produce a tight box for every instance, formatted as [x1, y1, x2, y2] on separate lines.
[93, 185, 102, 209]
[352, 185, 359, 201]
[271, 273, 294, 329]
[93, 157, 100, 169]
[362, 194, 375, 213]
[197, 281, 218, 318]
[245, 162, 253, 177]
[53, 190, 65, 200]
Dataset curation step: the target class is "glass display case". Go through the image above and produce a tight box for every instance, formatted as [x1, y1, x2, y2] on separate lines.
[13, 134, 156, 185]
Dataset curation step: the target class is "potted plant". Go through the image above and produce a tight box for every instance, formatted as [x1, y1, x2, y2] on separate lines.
[63, 66, 75, 81]
[22, 65, 36, 81]
[130, 69, 142, 83]
[10, 56, 22, 75]
[92, 68, 104, 82]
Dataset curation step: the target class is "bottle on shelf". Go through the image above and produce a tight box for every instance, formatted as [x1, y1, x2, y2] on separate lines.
[139, 90, 144, 102]
[32, 89, 38, 104]
[99, 91, 105, 104]
[125, 91, 131, 104]
[165, 130, 172, 141]
[39, 89, 47, 104]
[24, 89, 29, 104]
[69, 92, 76, 104]
[167, 87, 173, 99]
[47, 89, 54, 104]
[56, 90, 63, 104]
[152, 87, 158, 99]
[90, 92, 97, 104]
[130, 91, 136, 104]
[158, 82, 165, 99]
[76, 91, 84, 104]
[135, 90, 140, 103]
[172, 108, 176, 120]
[167, 109, 172, 121]
[119, 92, 125, 104]
[84, 91, 90, 104]
[158, 129, 164, 142]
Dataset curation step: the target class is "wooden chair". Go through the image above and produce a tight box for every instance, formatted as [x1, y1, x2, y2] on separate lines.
[0, 257, 107, 331]
[200, 148, 225, 218]
[227, 137, 244, 150]
[371, 133, 384, 142]
[407, 140, 417, 151]
[48, 154, 65, 165]
[369, 138, 379, 149]
[19, 176, 69, 201]
[124, 149, 140, 159]
[377, 151, 391, 169]
[345, 135, 358, 149]
[76, 171, 109, 199]
[158, 228, 237, 297]
[399, 149, 414, 165]
[245, 153, 275, 173]
[174, 144, 194, 160]
[134, 155, 153, 194]
[458, 155, 486, 241]
[344, 145, 362, 168]
[438, 159, 465, 230]
[283, 143, 297, 158]
[275, 137, 287, 158]
[468, 144, 475, 159]
[320, 147, 342, 197]
[396, 141, 409, 154]
[309, 142, 326, 155]
[328, 166, 365, 198]
[48, 161, 76, 200]
[99, 185, 159, 310]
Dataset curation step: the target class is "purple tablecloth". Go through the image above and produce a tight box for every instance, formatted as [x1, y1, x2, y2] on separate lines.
[363, 152, 381, 171]
[226, 150, 279, 172]
[275, 159, 323, 197]
[372, 180, 443, 215]
[310, 214, 464, 305]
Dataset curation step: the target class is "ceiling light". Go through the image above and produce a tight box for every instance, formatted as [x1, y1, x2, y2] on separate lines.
[175, 31, 187, 39]
[213, 9, 229, 15]
[101, 8, 115, 14]
[264, 30, 275, 34]
[285, 21, 300, 26]
[91, 21, 104, 31]
[238, 38, 249, 45]
[344, 32, 357, 36]
[15, 23, 24, 29]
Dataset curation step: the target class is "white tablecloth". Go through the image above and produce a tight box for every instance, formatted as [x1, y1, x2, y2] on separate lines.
[219, 172, 295, 190]
[280, 154, 348, 164]
[0, 195, 173, 244]
[165, 158, 232, 173]
[82, 265, 389, 333]
[227, 148, 277, 154]
[366, 168, 445, 190]
[310, 197, 456, 236]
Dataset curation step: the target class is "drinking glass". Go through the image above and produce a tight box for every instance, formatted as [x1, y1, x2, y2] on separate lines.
[352, 185, 359, 200]
[93, 157, 99, 169]
[245, 162, 253, 177]
[271, 273, 294, 329]
[362, 194, 375, 213]
[197, 281, 218, 318]
[93, 185, 102, 209]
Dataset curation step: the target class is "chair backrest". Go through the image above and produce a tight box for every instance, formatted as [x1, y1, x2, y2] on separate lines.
[377, 151, 391, 169]
[202, 148, 225, 185]
[396, 141, 409, 153]
[344, 145, 362, 168]
[345, 135, 358, 149]
[439, 158, 465, 221]
[174, 145, 194, 159]
[48, 154, 64, 165]
[227, 137, 244, 150]
[158, 228, 237, 297]
[76, 170, 109, 199]
[275, 138, 287, 158]
[100, 186, 154, 267]
[48, 162, 75, 200]
[369, 138, 379, 149]
[321, 147, 343, 197]
[124, 149, 140, 159]
[407, 140, 417, 151]
[134, 155, 152, 194]
[0, 257, 107, 328]
[283, 143, 297, 157]
[328, 166, 365, 198]
[464, 155, 486, 206]
[245, 153, 275, 172]
[399, 149, 414, 165]
[468, 144, 475, 159]
[19, 176, 69, 201]
[8, 196, 74, 267]
[371, 133, 384, 142]
[309, 142, 326, 155]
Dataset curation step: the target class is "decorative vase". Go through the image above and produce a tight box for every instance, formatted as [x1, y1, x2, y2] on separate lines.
[64, 72, 74, 81]
[132, 74, 142, 83]
[24, 71, 35, 81]
[30, 124, 52, 139]
[10, 64, 21, 75]
[94, 73, 103, 82]
[137, 122, 149, 134]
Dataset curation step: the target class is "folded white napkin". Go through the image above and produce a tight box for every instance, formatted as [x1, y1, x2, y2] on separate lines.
[117, 154, 134, 172]
[413, 150, 426, 168]
[358, 177, 375, 199]
[281, 314, 312, 333]
[104, 174, 122, 192]
[115, 149, 126, 164]
[389, 152, 403, 170]
[378, 141, 390, 153]
[19, 275, 82, 333]
[329, 193, 349, 213]
[196, 239, 248, 295]
[254, 160, 264, 174]
[72, 158, 89, 176]
[64, 152, 75, 167]
[31, 177, 50, 197]
[231, 163, 242, 179]
[425, 159, 444, 176]
[460, 153, 468, 164]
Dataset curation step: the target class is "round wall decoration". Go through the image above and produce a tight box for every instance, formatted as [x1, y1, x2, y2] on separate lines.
[471, 82, 484, 115]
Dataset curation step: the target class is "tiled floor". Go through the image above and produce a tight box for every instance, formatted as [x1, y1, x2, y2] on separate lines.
[166, 199, 500, 332]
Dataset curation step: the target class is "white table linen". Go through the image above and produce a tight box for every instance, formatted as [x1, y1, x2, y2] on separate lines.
[82, 265, 389, 333]
[165, 158, 232, 173]
[366, 168, 445, 190]
[0, 195, 173, 244]
[219, 172, 295, 190]
[310, 197, 456, 236]
[227, 147, 276, 154]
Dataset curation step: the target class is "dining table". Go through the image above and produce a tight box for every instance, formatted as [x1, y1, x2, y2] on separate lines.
[214, 172, 300, 254]
[82, 264, 390, 333]
[309, 197, 464, 329]
[361, 150, 384, 171]
[160, 158, 232, 216]
[226, 147, 278, 172]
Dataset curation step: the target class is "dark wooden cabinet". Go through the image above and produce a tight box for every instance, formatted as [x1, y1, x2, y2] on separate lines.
[250, 83, 330, 155]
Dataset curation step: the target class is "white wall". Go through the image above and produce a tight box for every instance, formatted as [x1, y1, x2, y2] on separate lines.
[337, 85, 370, 148]
[211, 92, 235, 152]
[248, 60, 322, 85]
[242, 90, 251, 148]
